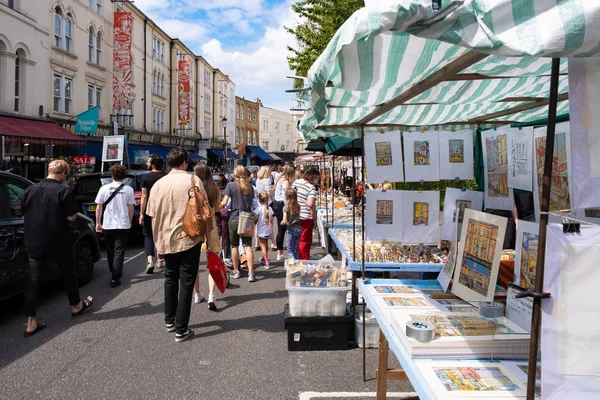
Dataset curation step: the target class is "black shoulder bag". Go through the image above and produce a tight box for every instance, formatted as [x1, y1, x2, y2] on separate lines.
[100, 183, 126, 225]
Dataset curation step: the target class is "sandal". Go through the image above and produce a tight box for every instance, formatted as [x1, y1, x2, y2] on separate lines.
[71, 296, 94, 317]
[24, 322, 46, 337]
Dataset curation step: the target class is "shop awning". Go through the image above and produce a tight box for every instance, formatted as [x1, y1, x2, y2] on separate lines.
[269, 153, 282, 161]
[208, 149, 224, 158]
[273, 152, 296, 163]
[189, 153, 207, 161]
[299, 0, 600, 140]
[245, 145, 273, 161]
[0, 115, 84, 144]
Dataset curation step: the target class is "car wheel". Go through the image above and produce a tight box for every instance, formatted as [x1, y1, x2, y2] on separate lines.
[75, 239, 95, 286]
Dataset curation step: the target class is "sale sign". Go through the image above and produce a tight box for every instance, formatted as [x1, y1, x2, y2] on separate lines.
[72, 156, 96, 166]
[178, 60, 191, 125]
[113, 12, 133, 111]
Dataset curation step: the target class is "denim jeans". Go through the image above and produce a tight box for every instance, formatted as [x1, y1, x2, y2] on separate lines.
[163, 243, 201, 334]
[286, 228, 301, 260]
[103, 229, 129, 280]
[24, 250, 81, 317]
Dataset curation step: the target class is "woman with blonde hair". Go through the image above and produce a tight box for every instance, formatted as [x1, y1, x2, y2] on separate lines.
[271, 163, 296, 260]
[220, 165, 258, 281]
[192, 164, 222, 310]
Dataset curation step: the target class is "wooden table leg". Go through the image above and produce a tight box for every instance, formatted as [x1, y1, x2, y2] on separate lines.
[376, 330, 389, 400]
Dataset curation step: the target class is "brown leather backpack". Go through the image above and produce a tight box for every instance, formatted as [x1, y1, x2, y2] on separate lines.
[182, 174, 212, 238]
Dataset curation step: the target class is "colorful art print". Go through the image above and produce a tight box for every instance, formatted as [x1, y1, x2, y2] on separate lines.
[112, 12, 133, 110]
[106, 144, 119, 160]
[423, 291, 457, 299]
[410, 314, 508, 337]
[434, 367, 520, 392]
[374, 285, 418, 294]
[414, 141, 430, 166]
[519, 232, 539, 288]
[485, 134, 509, 198]
[375, 141, 393, 166]
[177, 60, 191, 124]
[584, 208, 600, 218]
[535, 133, 571, 211]
[413, 202, 429, 226]
[441, 242, 457, 276]
[449, 139, 465, 163]
[383, 297, 429, 307]
[511, 137, 529, 177]
[517, 365, 541, 380]
[376, 199, 393, 225]
[458, 220, 499, 297]
[453, 199, 472, 224]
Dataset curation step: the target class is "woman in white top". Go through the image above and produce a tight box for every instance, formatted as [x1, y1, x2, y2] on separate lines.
[271, 164, 296, 260]
[255, 166, 275, 250]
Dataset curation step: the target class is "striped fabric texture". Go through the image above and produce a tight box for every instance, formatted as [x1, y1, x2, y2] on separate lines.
[299, 0, 600, 141]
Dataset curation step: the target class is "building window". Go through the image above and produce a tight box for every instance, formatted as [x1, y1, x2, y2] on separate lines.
[96, 32, 102, 65]
[254, 131, 259, 144]
[253, 110, 257, 122]
[13, 52, 20, 112]
[262, 141, 269, 151]
[204, 120, 210, 136]
[152, 37, 165, 62]
[286, 123, 290, 133]
[54, 8, 73, 52]
[275, 122, 279, 132]
[53, 74, 72, 114]
[88, 28, 96, 63]
[205, 94, 211, 112]
[87, 84, 101, 112]
[116, 106, 133, 127]
[248, 107, 251, 120]
[152, 108, 164, 132]
[89, 0, 101, 13]
[204, 70, 211, 87]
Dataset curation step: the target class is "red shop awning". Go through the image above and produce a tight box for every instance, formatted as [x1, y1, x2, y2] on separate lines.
[0, 115, 84, 145]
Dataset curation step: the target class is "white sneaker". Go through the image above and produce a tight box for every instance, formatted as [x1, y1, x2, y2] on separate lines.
[208, 294, 217, 311]
[276, 253, 284, 261]
[145, 261, 154, 274]
[248, 272, 256, 282]
[194, 293, 205, 304]
[224, 258, 233, 268]
[231, 270, 241, 279]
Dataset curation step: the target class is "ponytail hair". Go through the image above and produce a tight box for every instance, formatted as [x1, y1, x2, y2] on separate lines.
[285, 188, 299, 215]
[258, 192, 270, 223]
[234, 165, 251, 195]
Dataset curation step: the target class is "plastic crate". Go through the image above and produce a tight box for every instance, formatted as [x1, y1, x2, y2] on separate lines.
[286, 260, 347, 288]
[284, 305, 352, 351]
[354, 305, 380, 348]
[286, 284, 349, 317]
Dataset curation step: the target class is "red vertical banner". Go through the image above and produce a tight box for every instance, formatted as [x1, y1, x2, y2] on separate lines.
[113, 12, 133, 111]
[178, 60, 191, 125]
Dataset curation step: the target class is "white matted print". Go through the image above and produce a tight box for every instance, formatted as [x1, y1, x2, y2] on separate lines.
[441, 188, 484, 241]
[371, 294, 435, 310]
[403, 131, 440, 182]
[513, 221, 539, 289]
[365, 190, 403, 242]
[416, 360, 527, 398]
[569, 58, 600, 208]
[401, 190, 440, 245]
[439, 130, 474, 180]
[438, 218, 459, 292]
[452, 209, 507, 302]
[543, 224, 600, 398]
[364, 130, 404, 184]
[533, 123, 573, 222]
[507, 127, 534, 191]
[481, 129, 513, 211]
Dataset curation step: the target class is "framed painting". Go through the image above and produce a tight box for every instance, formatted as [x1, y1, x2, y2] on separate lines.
[364, 130, 404, 183]
[403, 131, 440, 182]
[481, 129, 514, 211]
[439, 130, 474, 180]
[365, 190, 403, 241]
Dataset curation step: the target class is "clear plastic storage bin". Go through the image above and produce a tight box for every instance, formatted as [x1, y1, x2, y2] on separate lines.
[355, 305, 380, 348]
[286, 285, 349, 317]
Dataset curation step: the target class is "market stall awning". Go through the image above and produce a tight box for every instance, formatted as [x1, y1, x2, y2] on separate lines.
[245, 145, 273, 161]
[273, 152, 296, 163]
[299, 0, 600, 140]
[305, 138, 327, 152]
[0, 115, 84, 144]
[325, 137, 361, 157]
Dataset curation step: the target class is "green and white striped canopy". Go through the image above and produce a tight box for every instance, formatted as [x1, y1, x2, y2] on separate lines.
[299, 0, 600, 140]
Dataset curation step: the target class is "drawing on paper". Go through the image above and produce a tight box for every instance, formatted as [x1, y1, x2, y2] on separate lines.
[517, 365, 541, 380]
[449, 139, 465, 163]
[376, 200, 393, 225]
[375, 141, 393, 166]
[519, 232, 539, 288]
[485, 134, 509, 198]
[413, 202, 429, 226]
[511, 137, 528, 178]
[584, 208, 600, 218]
[414, 141, 430, 165]
[382, 297, 429, 307]
[442, 241, 457, 277]
[374, 285, 418, 294]
[409, 314, 513, 337]
[535, 133, 570, 211]
[458, 220, 499, 297]
[434, 367, 520, 392]
[453, 200, 472, 224]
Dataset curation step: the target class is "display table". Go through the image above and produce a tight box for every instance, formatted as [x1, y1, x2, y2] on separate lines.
[330, 230, 444, 273]
[359, 279, 530, 400]
[315, 210, 354, 251]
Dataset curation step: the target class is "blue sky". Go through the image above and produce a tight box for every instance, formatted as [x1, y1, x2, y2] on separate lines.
[135, 0, 300, 113]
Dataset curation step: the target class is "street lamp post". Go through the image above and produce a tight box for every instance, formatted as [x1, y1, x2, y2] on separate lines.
[222, 116, 227, 170]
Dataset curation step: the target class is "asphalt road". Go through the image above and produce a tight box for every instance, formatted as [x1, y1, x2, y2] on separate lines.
[0, 241, 416, 400]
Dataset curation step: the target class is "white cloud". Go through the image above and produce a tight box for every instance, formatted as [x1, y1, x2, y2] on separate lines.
[154, 19, 209, 43]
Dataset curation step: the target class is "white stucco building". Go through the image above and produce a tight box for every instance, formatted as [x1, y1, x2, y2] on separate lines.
[260, 104, 304, 153]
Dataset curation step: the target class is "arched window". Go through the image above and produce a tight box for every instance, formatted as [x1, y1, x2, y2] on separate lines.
[14, 51, 20, 112]
[152, 71, 157, 94]
[96, 32, 102, 65]
[54, 8, 73, 52]
[160, 73, 164, 96]
[88, 27, 95, 63]
[64, 13, 72, 52]
[54, 9, 63, 48]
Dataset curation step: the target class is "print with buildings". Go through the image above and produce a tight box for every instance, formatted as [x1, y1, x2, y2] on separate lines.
[414, 141, 430, 165]
[485, 134, 509, 198]
[535, 133, 571, 211]
[375, 141, 393, 166]
[458, 220, 499, 297]
[376, 200, 393, 225]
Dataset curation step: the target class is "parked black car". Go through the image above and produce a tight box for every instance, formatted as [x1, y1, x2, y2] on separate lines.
[0, 172, 101, 302]
[73, 171, 149, 235]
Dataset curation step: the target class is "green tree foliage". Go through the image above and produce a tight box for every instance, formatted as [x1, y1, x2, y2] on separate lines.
[285, 0, 365, 89]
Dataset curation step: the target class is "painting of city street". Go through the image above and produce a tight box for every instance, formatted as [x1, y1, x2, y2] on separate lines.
[458, 220, 499, 297]
[376, 200, 393, 225]
[535, 132, 571, 211]
[453, 199, 472, 224]
[485, 134, 509, 198]
[449, 139, 465, 163]
[434, 367, 520, 392]
[584, 208, 600, 218]
[414, 141, 430, 165]
[519, 232, 539, 288]
[413, 202, 429, 226]
[375, 141, 393, 166]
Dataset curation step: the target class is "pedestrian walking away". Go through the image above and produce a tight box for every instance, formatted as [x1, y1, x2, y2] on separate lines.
[147, 147, 209, 342]
[270, 164, 296, 261]
[139, 154, 166, 274]
[255, 192, 274, 269]
[95, 164, 135, 288]
[292, 168, 319, 260]
[21, 160, 94, 337]
[282, 188, 301, 261]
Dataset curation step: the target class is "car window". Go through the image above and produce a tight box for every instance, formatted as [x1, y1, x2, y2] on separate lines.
[0, 176, 28, 219]
[76, 178, 102, 196]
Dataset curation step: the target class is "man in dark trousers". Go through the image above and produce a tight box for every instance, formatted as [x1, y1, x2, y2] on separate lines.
[22, 160, 94, 337]
[139, 154, 165, 274]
